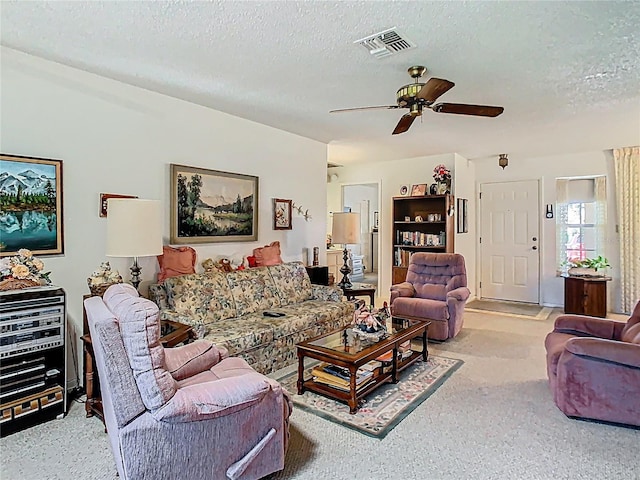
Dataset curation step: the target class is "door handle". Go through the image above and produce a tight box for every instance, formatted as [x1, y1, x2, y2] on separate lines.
[532, 246, 538, 250]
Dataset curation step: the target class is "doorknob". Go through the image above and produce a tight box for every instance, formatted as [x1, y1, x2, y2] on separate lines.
[532, 246, 538, 250]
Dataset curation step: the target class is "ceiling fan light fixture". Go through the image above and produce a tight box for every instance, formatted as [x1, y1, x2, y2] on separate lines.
[499, 154, 509, 169]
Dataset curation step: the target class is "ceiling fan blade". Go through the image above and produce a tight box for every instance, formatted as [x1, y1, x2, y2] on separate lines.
[417, 78, 455, 103]
[392, 114, 416, 135]
[329, 105, 399, 113]
[431, 103, 504, 117]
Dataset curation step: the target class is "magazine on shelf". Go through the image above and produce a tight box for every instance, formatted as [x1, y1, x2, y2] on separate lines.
[311, 363, 373, 387]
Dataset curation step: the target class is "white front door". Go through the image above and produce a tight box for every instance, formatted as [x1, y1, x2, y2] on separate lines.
[479, 180, 540, 303]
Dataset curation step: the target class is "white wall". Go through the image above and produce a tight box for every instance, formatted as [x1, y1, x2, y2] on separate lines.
[473, 151, 621, 310]
[453, 154, 477, 299]
[1, 48, 328, 387]
[328, 153, 456, 297]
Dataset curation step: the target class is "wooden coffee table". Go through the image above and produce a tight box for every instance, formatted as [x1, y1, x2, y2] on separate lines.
[296, 317, 429, 413]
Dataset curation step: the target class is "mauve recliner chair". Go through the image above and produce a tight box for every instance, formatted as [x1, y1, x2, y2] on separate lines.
[544, 300, 640, 427]
[84, 283, 292, 480]
[390, 253, 470, 341]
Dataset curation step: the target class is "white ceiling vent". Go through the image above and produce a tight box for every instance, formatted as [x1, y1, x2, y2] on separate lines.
[354, 27, 416, 59]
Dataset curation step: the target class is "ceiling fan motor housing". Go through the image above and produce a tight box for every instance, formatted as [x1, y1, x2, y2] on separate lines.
[397, 83, 426, 111]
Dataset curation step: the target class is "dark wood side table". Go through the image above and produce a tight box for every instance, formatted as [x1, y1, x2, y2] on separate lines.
[342, 283, 376, 306]
[563, 275, 612, 318]
[82, 295, 194, 424]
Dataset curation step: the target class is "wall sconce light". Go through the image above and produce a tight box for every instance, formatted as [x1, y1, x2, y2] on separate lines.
[498, 154, 509, 169]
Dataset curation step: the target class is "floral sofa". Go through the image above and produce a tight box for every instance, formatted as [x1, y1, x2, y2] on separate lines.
[149, 261, 354, 374]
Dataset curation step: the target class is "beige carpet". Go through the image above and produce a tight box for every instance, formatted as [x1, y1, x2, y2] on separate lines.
[466, 299, 553, 320]
[2, 309, 638, 480]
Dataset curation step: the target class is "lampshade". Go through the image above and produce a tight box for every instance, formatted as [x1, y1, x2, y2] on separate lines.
[106, 199, 163, 258]
[332, 212, 361, 244]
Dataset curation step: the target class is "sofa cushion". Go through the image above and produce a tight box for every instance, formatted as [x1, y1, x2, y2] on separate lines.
[157, 245, 196, 282]
[103, 283, 176, 412]
[164, 271, 237, 323]
[415, 283, 447, 301]
[268, 261, 313, 306]
[392, 297, 449, 321]
[226, 267, 281, 316]
[203, 315, 275, 354]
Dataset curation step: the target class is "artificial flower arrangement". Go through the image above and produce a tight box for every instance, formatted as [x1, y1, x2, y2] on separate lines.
[87, 261, 123, 295]
[0, 249, 51, 290]
[433, 164, 452, 184]
[352, 301, 391, 340]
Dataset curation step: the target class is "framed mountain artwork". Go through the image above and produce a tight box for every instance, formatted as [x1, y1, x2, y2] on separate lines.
[0, 154, 64, 257]
[170, 164, 258, 244]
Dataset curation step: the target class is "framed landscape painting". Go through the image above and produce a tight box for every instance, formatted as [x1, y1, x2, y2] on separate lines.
[170, 164, 258, 244]
[0, 154, 64, 257]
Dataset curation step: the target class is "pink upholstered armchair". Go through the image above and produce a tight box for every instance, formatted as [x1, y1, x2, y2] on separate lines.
[390, 253, 470, 341]
[544, 300, 640, 427]
[84, 283, 292, 480]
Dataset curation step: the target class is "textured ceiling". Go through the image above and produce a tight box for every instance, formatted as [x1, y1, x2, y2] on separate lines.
[2, 1, 639, 165]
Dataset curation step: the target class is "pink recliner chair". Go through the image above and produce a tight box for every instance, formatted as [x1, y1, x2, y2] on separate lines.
[544, 300, 640, 427]
[84, 283, 292, 480]
[390, 253, 470, 341]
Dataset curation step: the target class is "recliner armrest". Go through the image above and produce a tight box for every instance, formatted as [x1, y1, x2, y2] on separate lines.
[553, 315, 623, 339]
[447, 286, 470, 302]
[164, 340, 227, 381]
[390, 282, 416, 303]
[152, 372, 273, 423]
[564, 337, 640, 369]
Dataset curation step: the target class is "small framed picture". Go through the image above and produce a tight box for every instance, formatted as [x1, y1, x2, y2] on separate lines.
[399, 185, 409, 196]
[273, 198, 292, 230]
[100, 193, 138, 217]
[411, 184, 427, 196]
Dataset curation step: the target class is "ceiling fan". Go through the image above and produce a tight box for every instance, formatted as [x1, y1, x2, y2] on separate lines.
[330, 66, 504, 135]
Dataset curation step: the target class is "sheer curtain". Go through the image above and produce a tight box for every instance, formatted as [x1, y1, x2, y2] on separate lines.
[613, 146, 640, 313]
[594, 176, 607, 263]
[555, 179, 570, 274]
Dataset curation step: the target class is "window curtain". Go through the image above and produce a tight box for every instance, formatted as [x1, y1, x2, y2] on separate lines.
[555, 179, 570, 274]
[613, 146, 640, 313]
[594, 176, 607, 262]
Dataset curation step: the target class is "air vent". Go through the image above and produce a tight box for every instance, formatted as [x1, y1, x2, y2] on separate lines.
[354, 27, 416, 59]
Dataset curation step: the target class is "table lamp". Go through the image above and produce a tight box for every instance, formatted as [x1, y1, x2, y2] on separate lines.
[106, 199, 163, 290]
[331, 212, 361, 290]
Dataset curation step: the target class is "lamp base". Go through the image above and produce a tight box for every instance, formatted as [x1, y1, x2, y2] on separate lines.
[130, 257, 142, 291]
[337, 248, 352, 290]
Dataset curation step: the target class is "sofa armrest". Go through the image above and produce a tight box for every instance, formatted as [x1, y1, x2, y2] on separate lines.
[390, 282, 415, 303]
[565, 337, 640, 369]
[447, 286, 470, 302]
[159, 310, 207, 339]
[151, 372, 272, 423]
[554, 314, 623, 339]
[164, 340, 226, 381]
[311, 284, 343, 302]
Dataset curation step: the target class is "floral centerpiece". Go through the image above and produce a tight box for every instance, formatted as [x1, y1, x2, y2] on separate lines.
[563, 255, 610, 277]
[87, 261, 123, 296]
[0, 249, 51, 291]
[433, 164, 452, 194]
[351, 302, 391, 341]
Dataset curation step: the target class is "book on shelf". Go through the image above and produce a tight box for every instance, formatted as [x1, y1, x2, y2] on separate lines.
[310, 363, 373, 388]
[312, 375, 373, 392]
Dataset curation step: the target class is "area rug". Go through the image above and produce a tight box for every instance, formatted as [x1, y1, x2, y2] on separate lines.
[276, 355, 463, 439]
[466, 299, 552, 320]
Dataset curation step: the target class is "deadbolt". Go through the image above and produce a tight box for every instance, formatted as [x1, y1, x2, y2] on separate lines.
[532, 237, 537, 241]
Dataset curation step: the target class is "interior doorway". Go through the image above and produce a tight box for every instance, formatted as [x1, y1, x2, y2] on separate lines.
[341, 183, 380, 289]
[479, 180, 540, 303]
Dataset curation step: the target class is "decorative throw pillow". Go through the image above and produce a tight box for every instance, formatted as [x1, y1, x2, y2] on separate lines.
[253, 241, 283, 267]
[246, 255, 258, 268]
[157, 246, 196, 282]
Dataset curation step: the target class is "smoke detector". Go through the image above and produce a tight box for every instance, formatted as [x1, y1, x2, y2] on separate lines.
[354, 27, 416, 59]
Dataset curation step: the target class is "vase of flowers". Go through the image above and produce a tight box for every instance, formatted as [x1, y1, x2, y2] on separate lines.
[0, 249, 51, 291]
[433, 164, 452, 194]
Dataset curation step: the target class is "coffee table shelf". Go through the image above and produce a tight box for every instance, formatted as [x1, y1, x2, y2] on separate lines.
[296, 317, 430, 413]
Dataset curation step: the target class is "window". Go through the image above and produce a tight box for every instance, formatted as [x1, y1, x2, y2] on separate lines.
[556, 177, 607, 274]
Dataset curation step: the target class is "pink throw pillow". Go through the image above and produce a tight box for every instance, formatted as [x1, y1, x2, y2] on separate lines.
[157, 246, 196, 282]
[253, 241, 283, 267]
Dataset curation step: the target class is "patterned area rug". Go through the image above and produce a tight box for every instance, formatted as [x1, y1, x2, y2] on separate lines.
[466, 299, 553, 320]
[276, 355, 463, 439]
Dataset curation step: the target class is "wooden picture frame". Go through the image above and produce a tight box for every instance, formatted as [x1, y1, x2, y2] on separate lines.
[0, 153, 64, 257]
[410, 184, 427, 196]
[273, 198, 292, 230]
[99, 193, 138, 217]
[170, 164, 258, 244]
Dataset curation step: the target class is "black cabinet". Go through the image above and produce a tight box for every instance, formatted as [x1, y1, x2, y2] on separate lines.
[305, 266, 329, 286]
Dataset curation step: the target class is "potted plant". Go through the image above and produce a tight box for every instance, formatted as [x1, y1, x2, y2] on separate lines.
[565, 255, 610, 277]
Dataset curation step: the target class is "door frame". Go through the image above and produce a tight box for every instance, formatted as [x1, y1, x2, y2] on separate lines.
[476, 179, 542, 304]
[339, 181, 382, 288]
